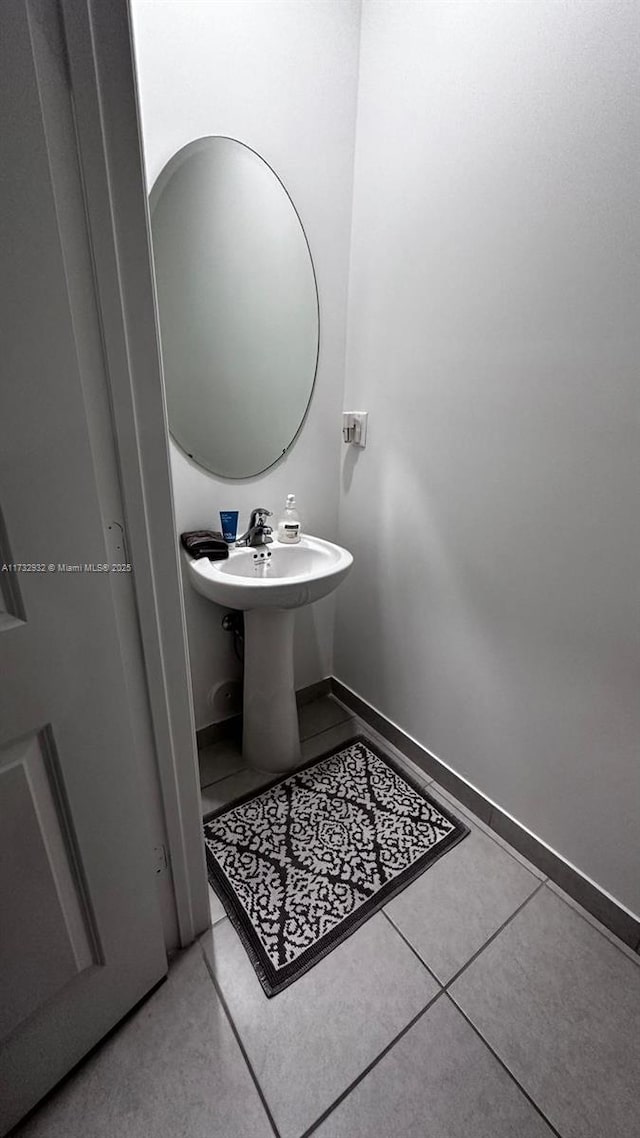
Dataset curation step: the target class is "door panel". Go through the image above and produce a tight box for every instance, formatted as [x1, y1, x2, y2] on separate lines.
[0, 730, 96, 1040]
[0, 2, 167, 1130]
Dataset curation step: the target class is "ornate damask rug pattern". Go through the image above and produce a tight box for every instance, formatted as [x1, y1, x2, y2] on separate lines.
[203, 737, 468, 995]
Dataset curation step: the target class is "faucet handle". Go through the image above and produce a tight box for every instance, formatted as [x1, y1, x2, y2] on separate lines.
[252, 507, 273, 525]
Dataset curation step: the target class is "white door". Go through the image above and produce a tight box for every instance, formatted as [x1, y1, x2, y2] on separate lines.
[0, 2, 167, 1130]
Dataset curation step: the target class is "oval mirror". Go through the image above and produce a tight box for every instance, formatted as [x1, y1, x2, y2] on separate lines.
[150, 137, 319, 479]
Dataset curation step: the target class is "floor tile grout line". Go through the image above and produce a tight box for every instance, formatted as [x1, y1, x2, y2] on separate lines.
[200, 766, 246, 792]
[301, 715, 360, 750]
[444, 992, 565, 1138]
[299, 988, 446, 1138]
[300, 719, 370, 759]
[354, 725, 434, 787]
[443, 880, 546, 993]
[429, 782, 549, 883]
[381, 909, 443, 989]
[384, 879, 545, 996]
[299, 713, 354, 743]
[543, 880, 640, 967]
[198, 940, 282, 1138]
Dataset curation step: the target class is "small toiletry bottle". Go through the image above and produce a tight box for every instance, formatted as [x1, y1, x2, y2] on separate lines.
[277, 494, 301, 544]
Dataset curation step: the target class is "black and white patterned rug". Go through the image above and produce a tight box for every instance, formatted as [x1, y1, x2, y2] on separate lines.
[203, 736, 468, 996]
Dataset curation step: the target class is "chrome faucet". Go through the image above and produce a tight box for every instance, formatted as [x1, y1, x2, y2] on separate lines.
[236, 507, 273, 548]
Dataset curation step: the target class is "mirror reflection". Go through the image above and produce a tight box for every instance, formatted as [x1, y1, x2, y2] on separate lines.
[150, 137, 319, 479]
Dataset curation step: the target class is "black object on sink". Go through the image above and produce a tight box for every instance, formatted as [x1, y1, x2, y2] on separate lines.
[180, 530, 229, 560]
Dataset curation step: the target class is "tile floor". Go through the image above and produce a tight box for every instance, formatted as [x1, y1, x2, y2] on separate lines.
[15, 696, 640, 1138]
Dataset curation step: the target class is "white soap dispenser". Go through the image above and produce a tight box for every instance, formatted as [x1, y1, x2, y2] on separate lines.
[277, 494, 301, 544]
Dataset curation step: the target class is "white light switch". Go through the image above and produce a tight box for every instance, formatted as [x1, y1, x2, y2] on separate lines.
[342, 411, 368, 448]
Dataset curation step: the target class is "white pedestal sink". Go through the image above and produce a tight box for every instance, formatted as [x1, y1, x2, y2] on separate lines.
[185, 535, 353, 772]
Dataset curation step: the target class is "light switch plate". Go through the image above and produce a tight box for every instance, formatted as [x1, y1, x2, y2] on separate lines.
[342, 411, 368, 447]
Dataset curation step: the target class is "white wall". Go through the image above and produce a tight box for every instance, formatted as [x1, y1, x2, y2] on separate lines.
[133, 0, 639, 916]
[336, 0, 640, 915]
[131, 0, 361, 727]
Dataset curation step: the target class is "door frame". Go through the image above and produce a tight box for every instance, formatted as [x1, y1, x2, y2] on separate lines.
[59, 0, 209, 947]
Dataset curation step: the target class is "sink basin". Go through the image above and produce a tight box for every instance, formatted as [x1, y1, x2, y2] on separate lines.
[185, 534, 352, 610]
[184, 535, 353, 773]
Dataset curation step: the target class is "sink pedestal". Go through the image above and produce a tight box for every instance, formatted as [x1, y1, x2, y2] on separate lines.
[185, 536, 353, 771]
[243, 608, 301, 773]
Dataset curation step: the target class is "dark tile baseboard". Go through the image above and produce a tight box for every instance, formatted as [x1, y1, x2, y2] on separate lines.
[331, 678, 640, 953]
[195, 677, 331, 751]
[196, 716, 241, 751]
